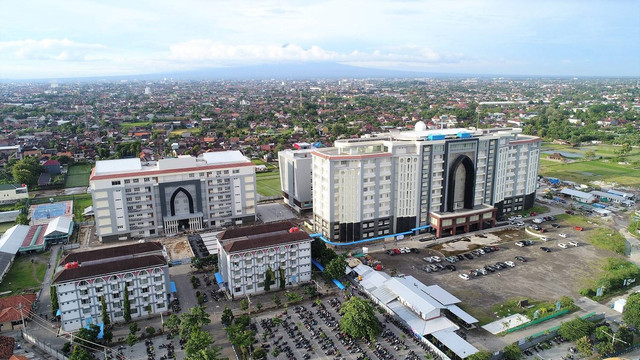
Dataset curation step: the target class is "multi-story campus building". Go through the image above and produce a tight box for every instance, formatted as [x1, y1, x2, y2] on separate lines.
[216, 221, 313, 297]
[90, 151, 257, 242]
[311, 125, 541, 241]
[52, 242, 170, 332]
[278, 143, 314, 213]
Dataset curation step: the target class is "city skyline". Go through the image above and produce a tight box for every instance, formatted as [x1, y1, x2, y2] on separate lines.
[1, 0, 639, 79]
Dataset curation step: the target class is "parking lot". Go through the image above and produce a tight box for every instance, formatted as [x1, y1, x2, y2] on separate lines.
[253, 295, 429, 360]
[379, 222, 618, 323]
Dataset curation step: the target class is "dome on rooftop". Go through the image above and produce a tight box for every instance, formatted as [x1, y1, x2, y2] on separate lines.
[415, 120, 427, 132]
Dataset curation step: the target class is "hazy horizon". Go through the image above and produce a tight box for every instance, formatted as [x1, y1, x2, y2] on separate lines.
[1, 0, 639, 79]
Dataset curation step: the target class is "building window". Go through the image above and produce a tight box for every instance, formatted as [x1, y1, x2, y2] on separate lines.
[112, 181, 121, 186]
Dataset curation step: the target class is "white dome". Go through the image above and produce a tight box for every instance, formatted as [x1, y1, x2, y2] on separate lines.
[415, 120, 427, 132]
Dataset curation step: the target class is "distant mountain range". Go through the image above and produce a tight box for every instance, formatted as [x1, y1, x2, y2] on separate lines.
[2, 62, 475, 82]
[3, 62, 622, 82]
[160, 62, 463, 80]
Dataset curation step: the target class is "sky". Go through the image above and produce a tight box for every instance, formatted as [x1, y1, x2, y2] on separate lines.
[0, 0, 638, 79]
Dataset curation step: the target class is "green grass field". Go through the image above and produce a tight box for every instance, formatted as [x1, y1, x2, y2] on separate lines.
[65, 164, 93, 188]
[120, 121, 152, 129]
[0, 252, 49, 295]
[72, 193, 93, 222]
[0, 222, 15, 235]
[588, 228, 627, 255]
[256, 171, 282, 197]
[538, 158, 640, 186]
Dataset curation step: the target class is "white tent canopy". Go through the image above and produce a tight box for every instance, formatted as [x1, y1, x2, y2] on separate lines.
[44, 216, 72, 237]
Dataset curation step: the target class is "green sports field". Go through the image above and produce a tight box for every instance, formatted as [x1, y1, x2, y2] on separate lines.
[65, 164, 93, 188]
[256, 171, 282, 196]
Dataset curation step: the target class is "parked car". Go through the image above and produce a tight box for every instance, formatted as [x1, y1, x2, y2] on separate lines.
[515, 241, 525, 247]
[551, 223, 561, 228]
[505, 261, 515, 267]
[459, 273, 470, 280]
[387, 250, 396, 256]
[445, 264, 456, 271]
[410, 248, 420, 254]
[566, 210, 575, 215]
[515, 221, 525, 226]
[568, 241, 579, 247]
[464, 253, 474, 260]
[456, 254, 465, 261]
[532, 218, 545, 224]
[423, 266, 432, 273]
[524, 240, 534, 246]
[539, 228, 548, 233]
[484, 265, 495, 272]
[477, 268, 488, 275]
[549, 216, 557, 221]
[540, 247, 552, 252]
[573, 226, 583, 231]
[515, 255, 527, 262]
[540, 236, 549, 241]
[559, 233, 568, 238]
[558, 243, 568, 249]
[393, 248, 401, 254]
[430, 256, 442, 262]
[400, 247, 411, 254]
[530, 212, 538, 216]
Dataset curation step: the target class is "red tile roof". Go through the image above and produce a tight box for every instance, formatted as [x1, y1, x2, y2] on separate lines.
[0, 336, 14, 359]
[0, 294, 36, 324]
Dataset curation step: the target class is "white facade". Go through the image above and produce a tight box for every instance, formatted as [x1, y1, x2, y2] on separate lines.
[90, 152, 257, 242]
[216, 223, 313, 297]
[0, 184, 28, 204]
[54, 257, 170, 332]
[312, 128, 541, 241]
[278, 146, 314, 212]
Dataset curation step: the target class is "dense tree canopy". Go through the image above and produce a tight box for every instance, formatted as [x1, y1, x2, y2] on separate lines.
[10, 156, 42, 188]
[558, 317, 596, 341]
[623, 292, 640, 327]
[339, 297, 380, 341]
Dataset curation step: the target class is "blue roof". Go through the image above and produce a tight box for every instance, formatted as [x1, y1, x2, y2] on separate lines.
[214, 272, 224, 284]
[170, 281, 177, 293]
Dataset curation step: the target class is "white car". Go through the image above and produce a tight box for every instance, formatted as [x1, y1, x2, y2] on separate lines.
[568, 241, 579, 247]
[540, 236, 549, 241]
[558, 243, 568, 249]
[504, 261, 515, 267]
[515, 241, 525, 247]
[400, 247, 411, 254]
[532, 218, 544, 224]
[459, 273, 470, 280]
[559, 233, 568, 238]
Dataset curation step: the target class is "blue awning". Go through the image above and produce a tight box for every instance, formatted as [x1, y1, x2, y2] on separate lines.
[170, 281, 177, 293]
[214, 272, 224, 284]
[84, 321, 104, 339]
[56, 309, 61, 316]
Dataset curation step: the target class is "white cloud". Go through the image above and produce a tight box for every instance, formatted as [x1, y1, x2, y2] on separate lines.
[168, 41, 464, 66]
[0, 38, 107, 61]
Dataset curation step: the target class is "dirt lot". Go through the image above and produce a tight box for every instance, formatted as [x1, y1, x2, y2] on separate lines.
[379, 223, 619, 325]
[157, 236, 193, 261]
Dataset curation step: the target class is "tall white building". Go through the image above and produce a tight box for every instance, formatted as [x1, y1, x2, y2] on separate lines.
[90, 151, 257, 242]
[216, 221, 313, 297]
[311, 126, 541, 241]
[52, 242, 170, 332]
[278, 143, 314, 213]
